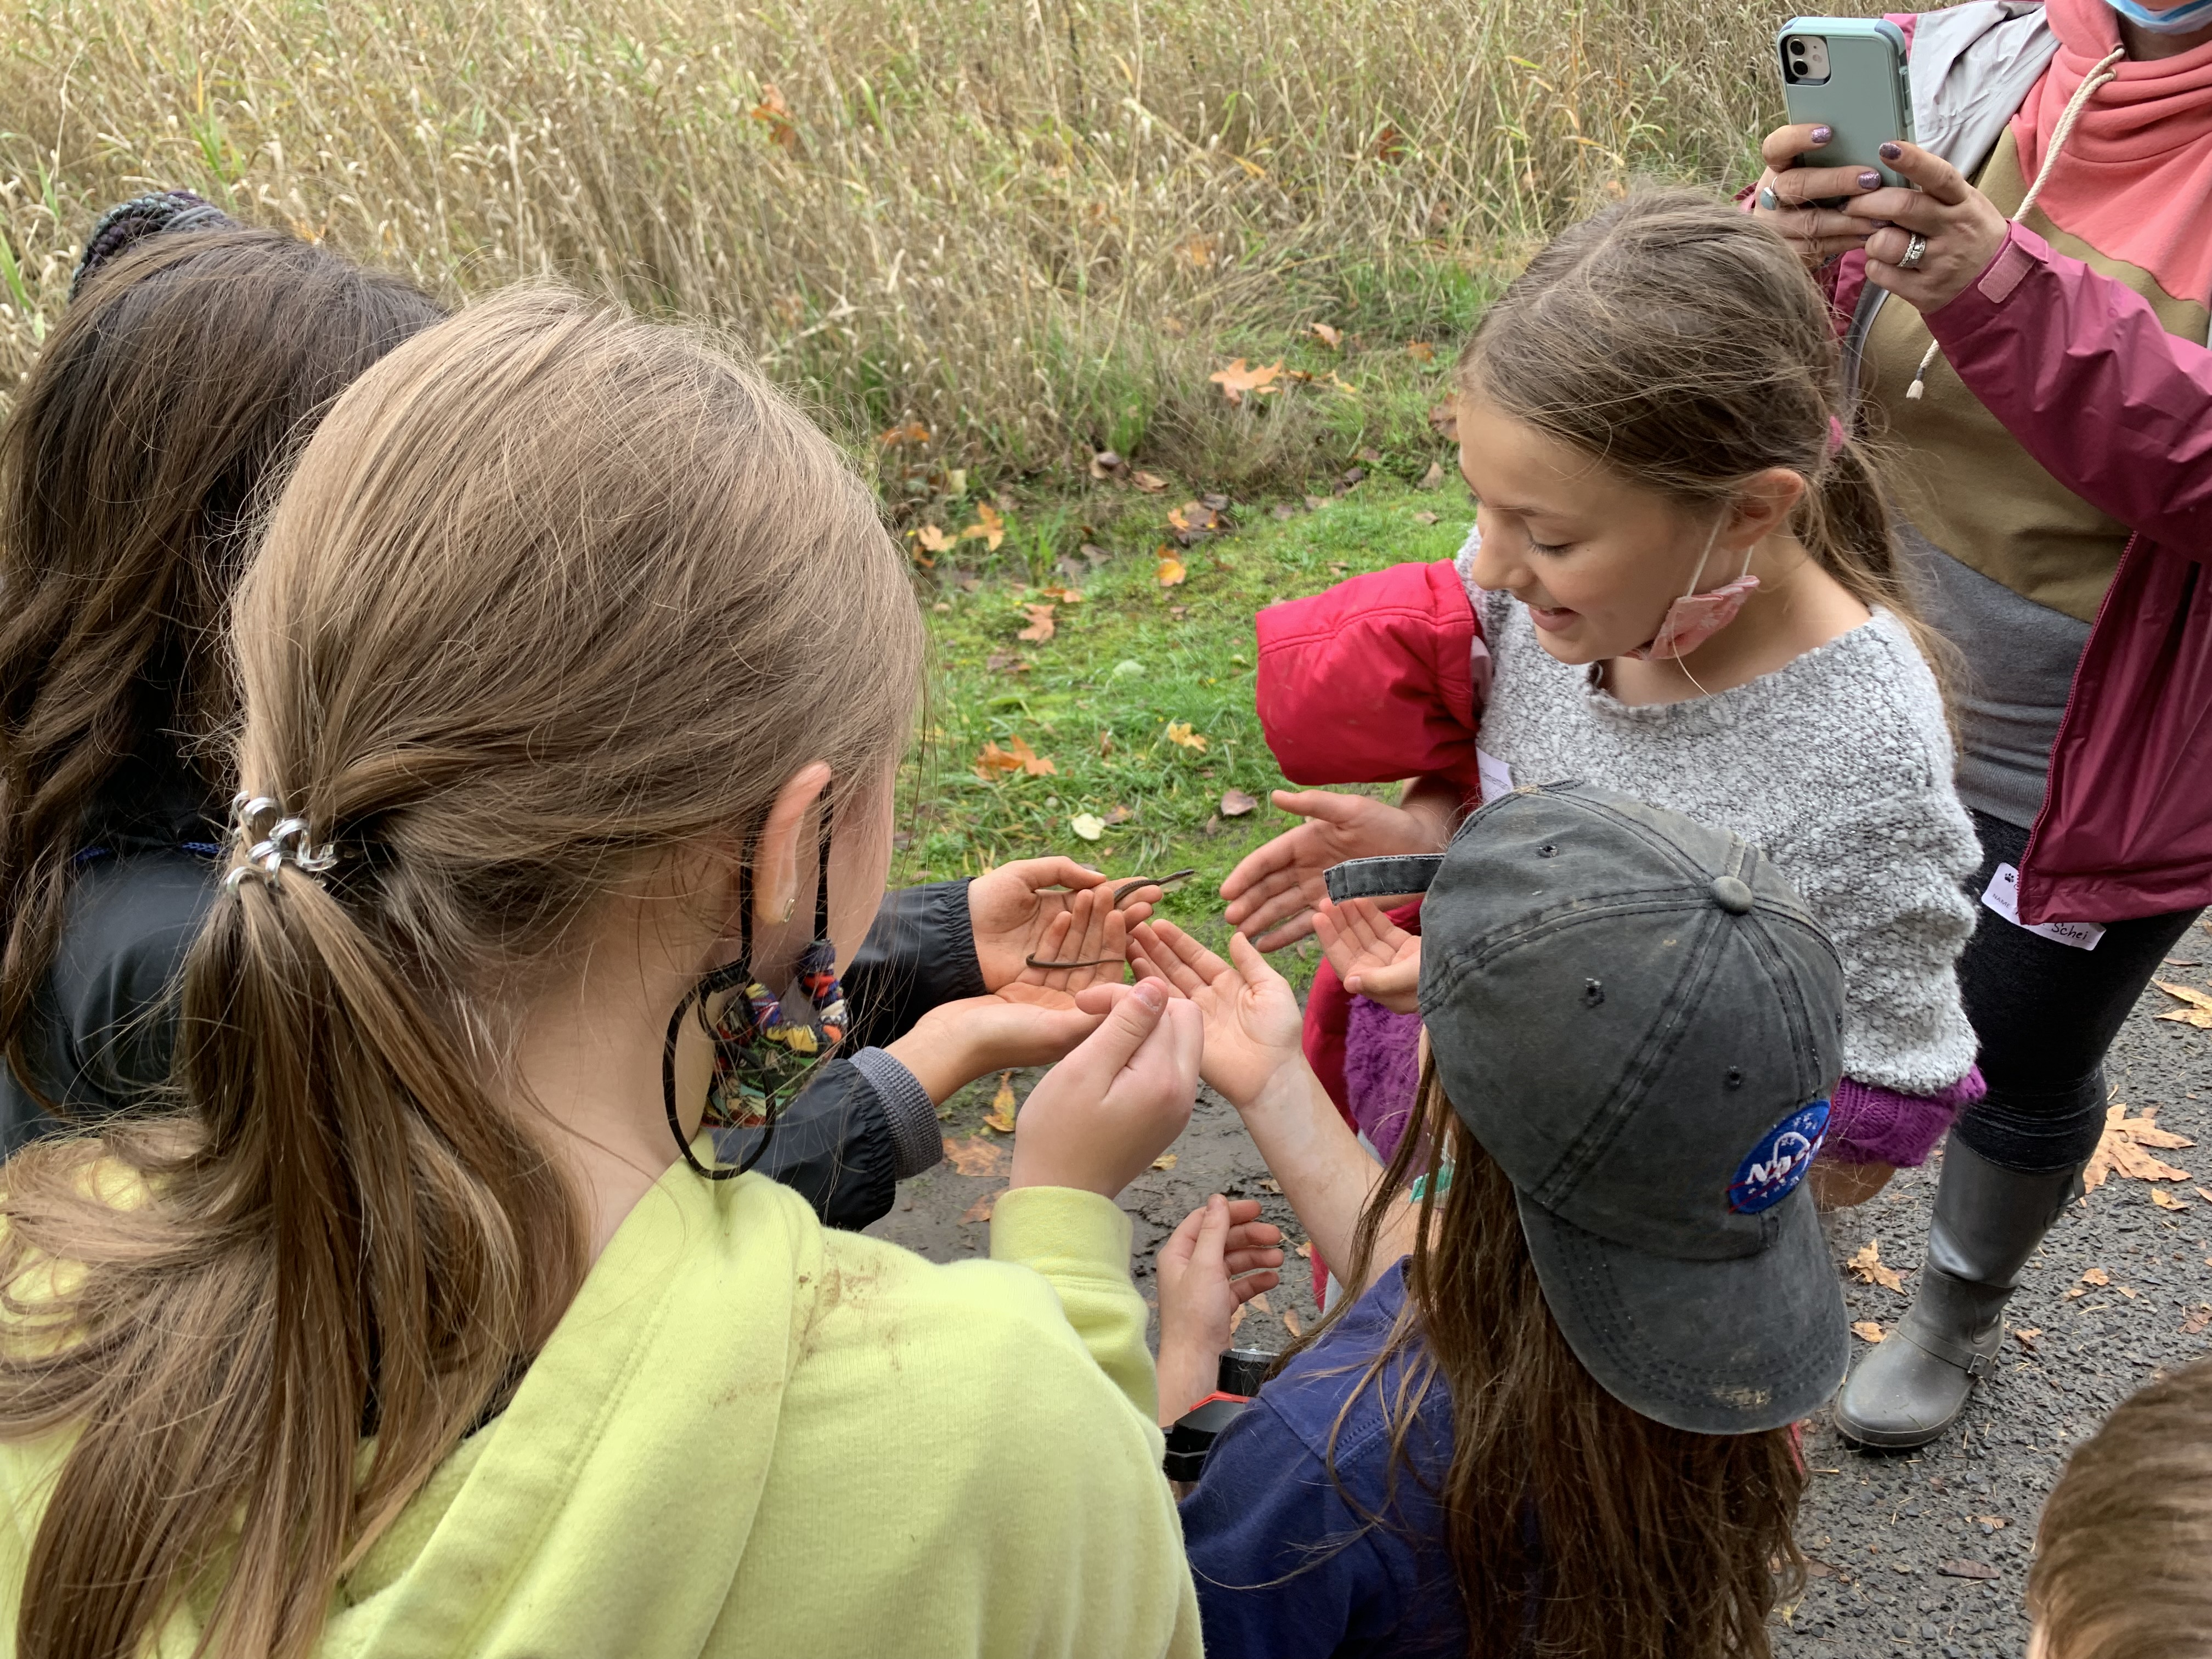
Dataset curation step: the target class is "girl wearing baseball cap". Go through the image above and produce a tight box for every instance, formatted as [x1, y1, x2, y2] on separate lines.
[1138, 783, 1851, 1659]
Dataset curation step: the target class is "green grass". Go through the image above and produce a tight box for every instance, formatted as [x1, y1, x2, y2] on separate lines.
[900, 475, 1468, 952]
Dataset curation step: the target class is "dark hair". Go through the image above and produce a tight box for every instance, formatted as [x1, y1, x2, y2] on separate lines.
[1282, 1060, 1808, 1659]
[0, 223, 446, 1110]
[1455, 187, 1949, 686]
[2028, 1357, 2212, 1658]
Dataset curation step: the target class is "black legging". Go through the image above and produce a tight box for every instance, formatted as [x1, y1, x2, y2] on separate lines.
[1953, 811, 2205, 1176]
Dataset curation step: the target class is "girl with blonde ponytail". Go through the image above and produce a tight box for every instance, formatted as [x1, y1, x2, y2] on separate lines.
[0, 289, 1212, 1659]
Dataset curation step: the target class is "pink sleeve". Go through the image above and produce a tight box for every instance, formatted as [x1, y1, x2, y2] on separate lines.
[1926, 222, 2212, 550]
[1254, 560, 1484, 789]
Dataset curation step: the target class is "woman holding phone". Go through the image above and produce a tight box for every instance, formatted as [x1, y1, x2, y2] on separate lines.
[1753, 0, 2212, 1448]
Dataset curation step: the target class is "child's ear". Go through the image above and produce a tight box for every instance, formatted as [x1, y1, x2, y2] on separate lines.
[1728, 466, 1809, 548]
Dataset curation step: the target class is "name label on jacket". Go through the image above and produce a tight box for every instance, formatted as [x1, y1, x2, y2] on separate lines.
[1982, 862, 2106, 951]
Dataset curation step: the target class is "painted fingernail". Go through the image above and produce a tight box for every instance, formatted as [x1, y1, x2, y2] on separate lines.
[1878, 142, 1902, 162]
[1810, 125, 1833, 145]
[1858, 170, 1882, 190]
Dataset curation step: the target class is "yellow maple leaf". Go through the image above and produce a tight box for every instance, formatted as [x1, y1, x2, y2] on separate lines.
[1852, 1321, 1886, 1344]
[2152, 1187, 2193, 1210]
[1165, 721, 1208, 751]
[983, 1071, 1018, 1134]
[915, 523, 953, 552]
[960, 501, 1006, 550]
[1155, 550, 1187, 587]
[941, 1136, 1005, 1177]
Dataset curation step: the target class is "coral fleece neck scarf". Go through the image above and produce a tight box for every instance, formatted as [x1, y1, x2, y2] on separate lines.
[2013, 0, 2212, 303]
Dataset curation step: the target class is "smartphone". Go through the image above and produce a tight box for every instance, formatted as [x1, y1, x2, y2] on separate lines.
[1775, 18, 1914, 190]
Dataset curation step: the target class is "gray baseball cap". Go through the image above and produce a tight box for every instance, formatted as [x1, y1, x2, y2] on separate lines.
[1326, 781, 1849, 1434]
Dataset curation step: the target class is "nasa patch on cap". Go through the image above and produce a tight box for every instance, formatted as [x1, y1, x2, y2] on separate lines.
[1726, 1101, 1830, 1215]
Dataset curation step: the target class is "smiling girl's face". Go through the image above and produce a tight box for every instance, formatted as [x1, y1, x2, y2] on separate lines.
[1457, 392, 1739, 665]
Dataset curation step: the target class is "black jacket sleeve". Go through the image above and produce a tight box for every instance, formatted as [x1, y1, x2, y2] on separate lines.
[729, 881, 986, 1230]
[840, 880, 986, 1049]
[1, 851, 215, 1158]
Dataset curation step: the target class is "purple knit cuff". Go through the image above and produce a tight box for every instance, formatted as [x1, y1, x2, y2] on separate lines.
[1822, 1067, 1986, 1168]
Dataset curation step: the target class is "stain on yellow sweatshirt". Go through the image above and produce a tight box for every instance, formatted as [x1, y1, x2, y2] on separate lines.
[0, 1170, 1203, 1658]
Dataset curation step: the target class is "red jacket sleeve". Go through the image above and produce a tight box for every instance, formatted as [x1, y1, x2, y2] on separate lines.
[1254, 560, 1484, 789]
[1927, 222, 2212, 552]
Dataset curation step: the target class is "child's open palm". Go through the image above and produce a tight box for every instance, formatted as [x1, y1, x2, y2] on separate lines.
[1312, 897, 1422, 1014]
[1127, 920, 1302, 1108]
[1154, 1194, 1284, 1424]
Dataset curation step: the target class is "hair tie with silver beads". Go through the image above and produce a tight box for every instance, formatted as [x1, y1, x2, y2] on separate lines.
[224, 793, 338, 895]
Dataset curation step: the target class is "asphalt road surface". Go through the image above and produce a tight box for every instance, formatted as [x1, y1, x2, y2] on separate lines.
[869, 940, 2212, 1656]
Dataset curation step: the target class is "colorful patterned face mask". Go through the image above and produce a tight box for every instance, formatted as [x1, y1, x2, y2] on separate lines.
[661, 823, 849, 1180]
[1622, 518, 1758, 663]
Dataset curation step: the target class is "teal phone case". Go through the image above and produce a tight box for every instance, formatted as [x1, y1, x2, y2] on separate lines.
[1775, 18, 1914, 189]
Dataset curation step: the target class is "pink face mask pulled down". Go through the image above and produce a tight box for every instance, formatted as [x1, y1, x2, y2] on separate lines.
[1623, 522, 1757, 663]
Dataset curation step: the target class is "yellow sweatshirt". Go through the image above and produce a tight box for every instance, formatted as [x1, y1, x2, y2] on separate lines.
[0, 1170, 1203, 1658]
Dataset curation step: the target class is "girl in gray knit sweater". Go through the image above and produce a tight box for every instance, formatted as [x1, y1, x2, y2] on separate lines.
[1227, 190, 1981, 1209]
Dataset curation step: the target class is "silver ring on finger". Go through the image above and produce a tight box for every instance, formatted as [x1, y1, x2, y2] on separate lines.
[1899, 232, 1929, 271]
[1758, 184, 1780, 213]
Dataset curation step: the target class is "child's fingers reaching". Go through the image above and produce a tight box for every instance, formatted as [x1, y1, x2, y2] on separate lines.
[1227, 929, 1287, 991]
[1151, 918, 1234, 984]
[1229, 1269, 1281, 1305]
[1129, 922, 1214, 1000]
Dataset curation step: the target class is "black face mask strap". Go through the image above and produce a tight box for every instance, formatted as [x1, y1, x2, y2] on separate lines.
[659, 796, 836, 1181]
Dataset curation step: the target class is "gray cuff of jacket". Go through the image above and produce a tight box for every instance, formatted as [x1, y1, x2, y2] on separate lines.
[849, 1046, 944, 1178]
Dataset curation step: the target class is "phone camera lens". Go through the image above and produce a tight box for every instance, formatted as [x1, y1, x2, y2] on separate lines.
[1788, 38, 1807, 54]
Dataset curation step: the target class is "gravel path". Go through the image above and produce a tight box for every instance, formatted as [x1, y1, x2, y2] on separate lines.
[867, 949, 2212, 1654]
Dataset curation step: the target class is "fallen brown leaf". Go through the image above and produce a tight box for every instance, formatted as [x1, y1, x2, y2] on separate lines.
[1282, 1306, 1304, 1338]
[1427, 401, 1459, 442]
[1309, 322, 1342, 349]
[1259, 1178, 1282, 1194]
[750, 83, 799, 149]
[943, 1136, 1005, 1177]
[1852, 1320, 1887, 1344]
[1294, 1240, 1313, 1260]
[1131, 471, 1168, 494]
[1249, 1291, 1272, 1316]
[1973, 1516, 2010, 1531]
[984, 651, 1031, 675]
[2013, 1328, 2042, 1351]
[1407, 341, 1436, 363]
[1104, 804, 1135, 825]
[1017, 603, 1056, 642]
[960, 1187, 1003, 1224]
[2183, 1304, 2211, 1335]
[2153, 1187, 2193, 1210]
[983, 1072, 1019, 1134]
[960, 502, 1006, 551]
[1373, 123, 1407, 162]
[1413, 511, 1441, 524]
[1228, 1302, 1247, 1336]
[2154, 980, 2212, 1028]
[1417, 460, 1447, 490]
[1155, 550, 1187, 588]
[1938, 1561, 2000, 1582]
[2083, 1268, 2112, 1286]
[1846, 1239, 1907, 1295]
[1151, 1152, 1178, 1171]
[972, 734, 1056, 780]
[2083, 1103, 2195, 1193]
[915, 523, 954, 553]
[1220, 787, 1259, 817]
[1209, 359, 1284, 406]
[878, 419, 929, 446]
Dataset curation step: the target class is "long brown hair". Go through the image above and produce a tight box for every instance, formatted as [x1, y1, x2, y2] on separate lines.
[1455, 187, 1950, 689]
[2027, 1358, 2212, 1659]
[1288, 1061, 1808, 1659]
[0, 227, 445, 1109]
[0, 287, 925, 1659]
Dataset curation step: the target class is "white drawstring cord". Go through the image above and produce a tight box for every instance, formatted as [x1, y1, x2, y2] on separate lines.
[1906, 44, 2127, 400]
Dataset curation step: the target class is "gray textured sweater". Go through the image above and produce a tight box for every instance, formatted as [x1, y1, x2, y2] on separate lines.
[1459, 544, 1979, 1097]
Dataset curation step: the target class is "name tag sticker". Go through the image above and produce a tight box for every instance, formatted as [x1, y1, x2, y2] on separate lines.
[1475, 747, 1514, 803]
[1982, 863, 2105, 951]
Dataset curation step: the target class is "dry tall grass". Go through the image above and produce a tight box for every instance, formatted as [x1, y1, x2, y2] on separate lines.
[2, 0, 1877, 487]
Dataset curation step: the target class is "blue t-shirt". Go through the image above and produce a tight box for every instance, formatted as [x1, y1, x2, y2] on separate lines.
[1178, 1260, 1471, 1658]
